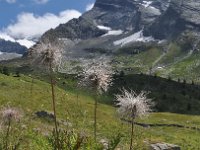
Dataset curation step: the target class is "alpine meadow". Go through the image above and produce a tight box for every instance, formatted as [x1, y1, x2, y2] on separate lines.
[1, 0, 200, 149]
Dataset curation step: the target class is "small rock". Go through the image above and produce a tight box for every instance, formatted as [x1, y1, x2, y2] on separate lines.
[150, 143, 181, 150]
[100, 139, 109, 150]
[35, 110, 54, 120]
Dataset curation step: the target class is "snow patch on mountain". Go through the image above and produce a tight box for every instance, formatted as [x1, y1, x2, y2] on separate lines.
[142, 1, 153, 8]
[97, 25, 123, 36]
[113, 30, 154, 46]
[97, 25, 111, 31]
[149, 6, 161, 14]
[102, 30, 123, 36]
[0, 51, 3, 55]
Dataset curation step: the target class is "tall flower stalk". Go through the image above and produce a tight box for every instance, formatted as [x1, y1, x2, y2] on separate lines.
[79, 59, 113, 142]
[115, 89, 153, 150]
[35, 41, 63, 149]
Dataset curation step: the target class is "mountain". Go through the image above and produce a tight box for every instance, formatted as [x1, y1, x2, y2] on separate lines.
[28, 0, 200, 81]
[0, 39, 27, 61]
[0, 39, 27, 54]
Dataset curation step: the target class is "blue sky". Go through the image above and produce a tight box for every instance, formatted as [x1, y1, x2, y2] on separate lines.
[0, 0, 94, 28]
[0, 0, 95, 47]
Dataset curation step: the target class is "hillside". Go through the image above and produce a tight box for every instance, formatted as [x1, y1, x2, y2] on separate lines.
[0, 73, 200, 149]
[0, 39, 27, 54]
[1, 64, 200, 115]
[110, 73, 200, 114]
[113, 40, 200, 82]
[24, 0, 200, 82]
[1, 0, 200, 149]
[0, 39, 27, 61]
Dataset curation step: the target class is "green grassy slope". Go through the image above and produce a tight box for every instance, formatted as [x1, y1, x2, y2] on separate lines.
[0, 74, 200, 149]
[0, 74, 121, 149]
[113, 42, 200, 83]
[109, 73, 200, 114]
[157, 52, 200, 81]
[113, 47, 164, 73]
[1, 40, 200, 83]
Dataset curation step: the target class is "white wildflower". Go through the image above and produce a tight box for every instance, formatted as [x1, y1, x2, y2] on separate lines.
[79, 59, 113, 94]
[115, 89, 153, 119]
[40, 42, 62, 70]
[115, 89, 154, 150]
[1, 107, 22, 124]
[31, 40, 63, 71]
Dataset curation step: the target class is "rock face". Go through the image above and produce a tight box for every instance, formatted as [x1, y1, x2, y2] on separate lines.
[84, 0, 165, 31]
[0, 39, 26, 61]
[150, 143, 181, 150]
[145, 0, 200, 39]
[0, 39, 27, 54]
[29, 0, 200, 61]
[40, 0, 200, 41]
[41, 17, 106, 41]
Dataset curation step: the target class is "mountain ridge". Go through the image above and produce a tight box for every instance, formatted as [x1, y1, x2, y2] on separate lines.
[0, 38, 27, 54]
[23, 0, 200, 81]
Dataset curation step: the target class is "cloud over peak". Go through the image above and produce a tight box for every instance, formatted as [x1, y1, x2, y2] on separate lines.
[0, 32, 35, 48]
[0, 9, 82, 48]
[3, 9, 81, 40]
[85, 3, 94, 11]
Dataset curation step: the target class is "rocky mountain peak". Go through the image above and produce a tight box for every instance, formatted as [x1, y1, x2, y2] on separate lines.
[94, 0, 137, 9]
[29, 0, 200, 61]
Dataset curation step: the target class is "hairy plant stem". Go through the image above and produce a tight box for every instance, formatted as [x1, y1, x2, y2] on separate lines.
[76, 92, 79, 106]
[93, 78, 99, 143]
[49, 63, 59, 149]
[5, 118, 11, 150]
[130, 107, 136, 150]
[94, 96, 97, 142]
[130, 117, 134, 150]
[30, 77, 34, 96]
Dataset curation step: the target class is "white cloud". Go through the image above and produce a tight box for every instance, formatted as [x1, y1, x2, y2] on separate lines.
[0, 32, 35, 48]
[0, 9, 81, 48]
[3, 9, 81, 40]
[33, 0, 49, 4]
[85, 3, 94, 11]
[0, 32, 15, 42]
[16, 39, 36, 48]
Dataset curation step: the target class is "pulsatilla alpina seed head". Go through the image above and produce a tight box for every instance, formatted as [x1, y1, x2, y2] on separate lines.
[115, 89, 154, 119]
[1, 107, 22, 124]
[78, 60, 113, 94]
[32, 41, 63, 71]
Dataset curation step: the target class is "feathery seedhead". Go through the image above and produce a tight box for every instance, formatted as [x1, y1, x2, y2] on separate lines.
[79, 59, 113, 94]
[1, 107, 22, 124]
[115, 89, 153, 119]
[41, 43, 62, 70]
[32, 41, 63, 71]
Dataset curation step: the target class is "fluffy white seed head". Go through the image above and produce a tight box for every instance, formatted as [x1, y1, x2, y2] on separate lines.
[41, 42, 62, 70]
[79, 59, 113, 94]
[1, 107, 22, 124]
[31, 40, 63, 71]
[115, 89, 153, 119]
